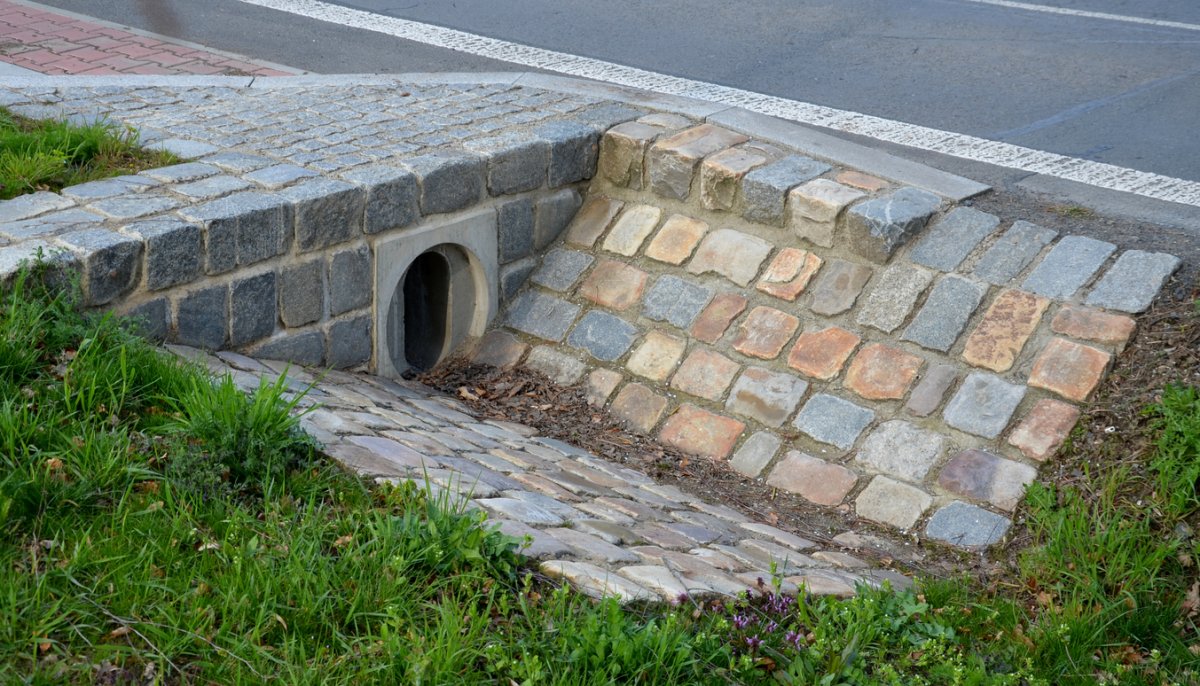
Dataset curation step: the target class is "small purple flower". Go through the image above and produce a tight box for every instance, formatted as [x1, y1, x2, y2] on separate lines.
[733, 614, 752, 630]
[764, 620, 779, 634]
[745, 635, 762, 650]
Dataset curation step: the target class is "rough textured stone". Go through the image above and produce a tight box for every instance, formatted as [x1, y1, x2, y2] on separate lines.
[499, 258, 535, 303]
[567, 310, 638, 361]
[548, 527, 639, 564]
[602, 204, 662, 256]
[909, 207, 999, 272]
[121, 298, 169, 341]
[1051, 305, 1136, 347]
[534, 188, 582, 250]
[89, 194, 183, 221]
[566, 196, 623, 248]
[179, 191, 290, 273]
[498, 521, 572, 560]
[531, 248, 593, 292]
[905, 364, 958, 417]
[1028, 337, 1110, 402]
[506, 291, 581, 342]
[742, 155, 831, 226]
[0, 208, 104, 242]
[203, 152, 274, 174]
[472, 330, 527, 369]
[648, 124, 749, 200]
[792, 394, 875, 450]
[586, 368, 623, 406]
[671, 349, 740, 400]
[659, 405, 745, 460]
[0, 191, 74, 222]
[730, 431, 782, 477]
[326, 315, 371, 369]
[62, 176, 156, 202]
[56, 228, 142, 306]
[598, 121, 662, 190]
[938, 449, 1037, 511]
[279, 179, 365, 253]
[844, 187, 941, 262]
[855, 420, 945, 482]
[808, 259, 873, 316]
[464, 130, 549, 195]
[855, 263, 935, 333]
[732, 306, 799, 360]
[925, 501, 1010, 548]
[756, 248, 822, 301]
[973, 221, 1057, 285]
[170, 175, 253, 201]
[836, 170, 888, 192]
[626, 331, 686, 381]
[855, 477, 932, 529]
[645, 214, 707, 265]
[962, 289, 1049, 372]
[244, 164, 318, 189]
[279, 259, 324, 327]
[579, 259, 649, 311]
[1022, 235, 1115, 300]
[403, 151, 485, 215]
[175, 285, 227, 350]
[700, 146, 771, 210]
[942, 372, 1026, 438]
[1086, 250, 1180, 313]
[725, 366, 809, 427]
[497, 197, 535, 263]
[250, 331, 325, 367]
[1008, 398, 1081, 461]
[611, 383, 669, 433]
[844, 343, 923, 400]
[641, 275, 712, 329]
[524, 346, 586, 385]
[230, 271, 277, 347]
[789, 179, 866, 248]
[687, 228, 773, 287]
[328, 245, 371, 316]
[767, 451, 857, 506]
[534, 119, 601, 187]
[690, 293, 747, 344]
[902, 275, 987, 352]
[786, 326, 861, 380]
[121, 218, 201, 292]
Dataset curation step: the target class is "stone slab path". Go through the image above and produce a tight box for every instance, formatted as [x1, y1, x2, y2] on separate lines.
[0, 0, 294, 76]
[167, 344, 911, 603]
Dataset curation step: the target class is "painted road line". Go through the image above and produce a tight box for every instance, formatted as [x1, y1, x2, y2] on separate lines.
[957, 0, 1200, 33]
[234, 0, 1200, 207]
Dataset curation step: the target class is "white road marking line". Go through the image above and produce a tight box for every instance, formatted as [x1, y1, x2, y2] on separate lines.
[957, 0, 1200, 33]
[236, 0, 1200, 207]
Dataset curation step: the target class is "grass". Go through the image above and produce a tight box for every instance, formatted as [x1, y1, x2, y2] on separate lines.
[0, 261, 1196, 684]
[0, 107, 176, 200]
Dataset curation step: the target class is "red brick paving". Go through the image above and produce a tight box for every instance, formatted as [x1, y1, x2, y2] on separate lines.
[0, 0, 295, 76]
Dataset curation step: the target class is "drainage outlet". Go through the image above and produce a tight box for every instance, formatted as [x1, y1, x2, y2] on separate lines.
[375, 208, 498, 379]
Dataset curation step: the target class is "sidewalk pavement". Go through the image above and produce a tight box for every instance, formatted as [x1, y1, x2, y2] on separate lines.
[0, 0, 296, 76]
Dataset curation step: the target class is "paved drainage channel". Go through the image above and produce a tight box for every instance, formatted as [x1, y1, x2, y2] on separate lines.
[0, 74, 1182, 601]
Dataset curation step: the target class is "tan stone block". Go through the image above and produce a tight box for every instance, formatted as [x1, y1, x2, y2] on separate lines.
[756, 247, 823, 301]
[611, 382, 669, 433]
[647, 124, 750, 200]
[732, 306, 800, 360]
[844, 343, 923, 400]
[579, 259, 649, 311]
[586, 368, 624, 406]
[1050, 305, 1136, 347]
[671, 349, 740, 400]
[788, 179, 865, 248]
[690, 293, 748, 344]
[962, 289, 1049, 372]
[1007, 398, 1081, 460]
[626, 331, 687, 381]
[602, 204, 662, 256]
[637, 113, 692, 129]
[835, 170, 889, 192]
[786, 326, 861, 380]
[686, 228, 773, 287]
[855, 477, 932, 529]
[645, 214, 708, 265]
[1028, 337, 1111, 402]
[598, 121, 662, 189]
[659, 404, 745, 459]
[471, 330, 527, 369]
[766, 451, 857, 506]
[566, 195, 624, 248]
[700, 146, 770, 210]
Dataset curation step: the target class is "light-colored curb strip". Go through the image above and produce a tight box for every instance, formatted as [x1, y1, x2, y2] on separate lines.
[1, 73, 987, 201]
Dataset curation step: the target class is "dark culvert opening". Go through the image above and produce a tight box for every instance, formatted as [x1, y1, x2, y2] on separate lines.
[401, 250, 451, 372]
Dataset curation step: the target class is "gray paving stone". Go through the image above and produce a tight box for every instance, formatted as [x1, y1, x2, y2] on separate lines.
[568, 310, 639, 361]
[500, 258, 536, 302]
[122, 298, 169, 342]
[170, 175, 253, 201]
[403, 150, 486, 215]
[540, 560, 653, 602]
[641, 275, 713, 329]
[725, 366, 808, 428]
[506, 291, 581, 341]
[0, 191, 73, 223]
[531, 248, 593, 292]
[175, 284, 227, 350]
[141, 162, 219, 184]
[0, 209, 105, 242]
[972, 221, 1057, 285]
[329, 245, 371, 316]
[497, 197, 534, 264]
[942, 372, 1026, 439]
[524, 345, 586, 384]
[845, 187, 942, 263]
[925, 501, 1011, 548]
[279, 259, 324, 327]
[121, 218, 201, 291]
[905, 364, 958, 417]
[477, 497, 564, 526]
[854, 476, 932, 529]
[854, 420, 945, 482]
[465, 130, 549, 195]
[1085, 250, 1181, 313]
[855, 263, 935, 333]
[808, 259, 874, 316]
[741, 155, 831, 226]
[619, 564, 704, 600]
[908, 207, 999, 271]
[55, 228, 142, 306]
[202, 151, 276, 173]
[792, 394, 875, 450]
[730, 431, 782, 478]
[500, 491, 585, 523]
[1022, 235, 1115, 300]
[326, 315, 372, 369]
[533, 120, 600, 187]
[230, 271, 277, 347]
[89, 194, 183, 221]
[496, 520, 572, 560]
[279, 178, 365, 253]
[61, 175, 157, 202]
[902, 275, 987, 352]
[244, 164, 319, 189]
[152, 138, 218, 159]
[179, 191, 290, 273]
[339, 164, 419, 234]
[534, 187, 583, 250]
[546, 527, 638, 563]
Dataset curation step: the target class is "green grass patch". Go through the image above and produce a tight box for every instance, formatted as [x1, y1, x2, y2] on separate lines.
[0, 107, 175, 200]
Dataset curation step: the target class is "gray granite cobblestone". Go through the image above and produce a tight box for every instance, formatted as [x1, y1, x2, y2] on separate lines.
[1022, 235, 1115, 300]
[741, 155, 830, 226]
[908, 207, 999, 271]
